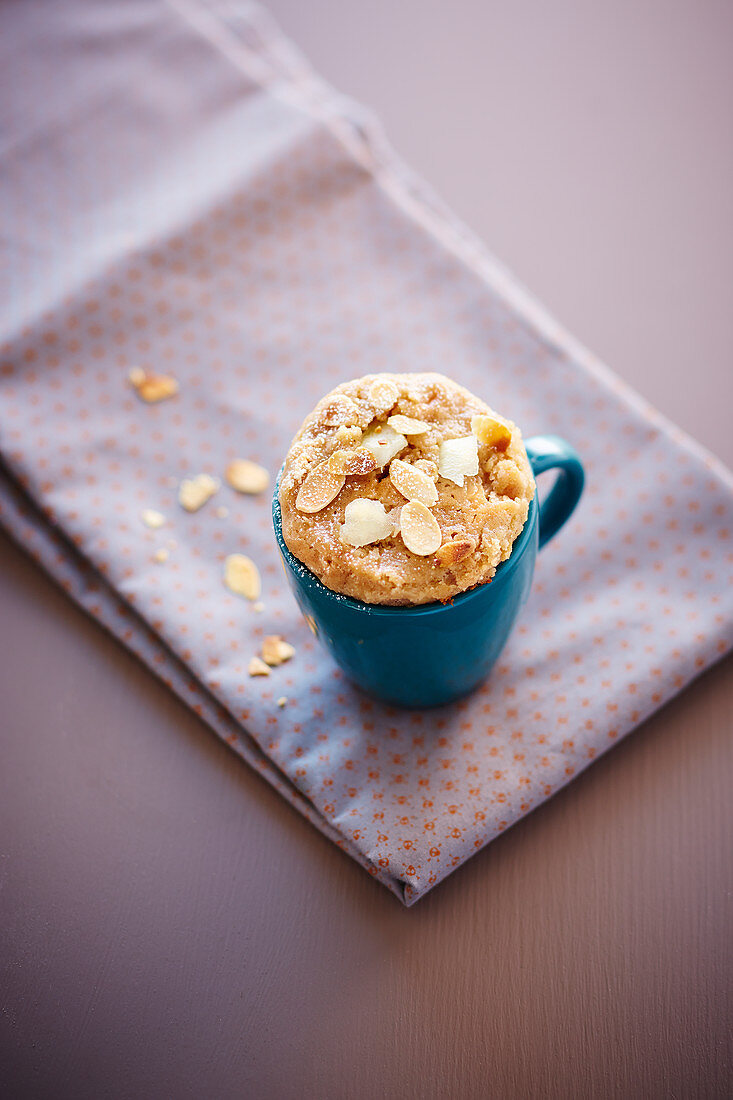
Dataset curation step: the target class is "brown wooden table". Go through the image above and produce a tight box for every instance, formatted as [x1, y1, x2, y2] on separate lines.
[2, 3, 732, 1096]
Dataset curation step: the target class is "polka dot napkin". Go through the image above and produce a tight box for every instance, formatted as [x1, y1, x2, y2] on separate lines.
[1, 0, 731, 904]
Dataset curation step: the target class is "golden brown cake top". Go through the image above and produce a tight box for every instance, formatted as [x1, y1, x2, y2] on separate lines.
[278, 373, 535, 605]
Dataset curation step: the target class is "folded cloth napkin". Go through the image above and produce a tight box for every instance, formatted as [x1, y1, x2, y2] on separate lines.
[2, 0, 732, 904]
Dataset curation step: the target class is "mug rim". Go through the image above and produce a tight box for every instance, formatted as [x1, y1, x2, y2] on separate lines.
[272, 467, 538, 618]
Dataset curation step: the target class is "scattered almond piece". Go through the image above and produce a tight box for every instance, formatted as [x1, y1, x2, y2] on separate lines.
[153, 547, 169, 563]
[277, 696, 288, 708]
[214, 505, 229, 519]
[340, 499, 394, 547]
[387, 413, 429, 436]
[471, 413, 512, 451]
[328, 447, 378, 477]
[435, 538, 476, 566]
[389, 458, 439, 507]
[295, 460, 345, 514]
[262, 635, 296, 667]
[179, 473, 219, 512]
[253, 601, 265, 613]
[400, 500, 442, 556]
[368, 378, 399, 413]
[225, 459, 270, 495]
[129, 368, 179, 403]
[360, 423, 408, 468]
[141, 508, 166, 529]
[248, 656, 270, 677]
[224, 554, 261, 600]
[438, 436, 479, 487]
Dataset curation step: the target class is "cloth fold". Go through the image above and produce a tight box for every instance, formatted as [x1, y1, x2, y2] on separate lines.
[2, 0, 731, 904]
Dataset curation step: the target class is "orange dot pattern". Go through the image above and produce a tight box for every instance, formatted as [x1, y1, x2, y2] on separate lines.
[1, 1, 732, 905]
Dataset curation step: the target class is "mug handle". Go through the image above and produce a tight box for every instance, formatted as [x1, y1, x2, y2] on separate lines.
[524, 435, 585, 550]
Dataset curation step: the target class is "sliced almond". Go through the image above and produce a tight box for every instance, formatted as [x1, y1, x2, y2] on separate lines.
[141, 508, 166, 529]
[262, 635, 296, 667]
[225, 459, 269, 495]
[248, 656, 271, 677]
[471, 413, 512, 451]
[481, 497, 521, 542]
[414, 458, 438, 479]
[387, 505, 403, 535]
[339, 499, 394, 547]
[327, 447, 377, 477]
[178, 473, 219, 512]
[130, 369, 179, 403]
[321, 395, 360, 427]
[361, 423, 408, 468]
[295, 460, 345, 513]
[389, 458, 439, 506]
[400, 501, 442, 556]
[224, 554, 261, 600]
[435, 538, 476, 566]
[387, 413, 429, 436]
[368, 378, 399, 413]
[438, 436, 479, 487]
[334, 425, 363, 446]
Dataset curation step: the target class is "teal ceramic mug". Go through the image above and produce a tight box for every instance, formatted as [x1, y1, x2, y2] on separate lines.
[273, 435, 584, 708]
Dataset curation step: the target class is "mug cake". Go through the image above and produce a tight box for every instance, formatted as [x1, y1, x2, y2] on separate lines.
[278, 373, 535, 605]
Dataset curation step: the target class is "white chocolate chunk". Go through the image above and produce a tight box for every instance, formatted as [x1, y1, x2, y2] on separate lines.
[368, 378, 399, 413]
[361, 424, 408, 468]
[389, 458, 439, 506]
[470, 414, 512, 450]
[178, 473, 219, 512]
[387, 414, 429, 436]
[224, 554, 261, 600]
[438, 436, 479, 487]
[295, 460, 345, 513]
[340, 499, 394, 547]
[400, 501, 442, 556]
[225, 459, 269, 494]
[141, 508, 166, 529]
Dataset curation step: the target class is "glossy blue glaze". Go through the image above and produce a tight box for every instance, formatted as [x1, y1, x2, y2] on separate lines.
[273, 435, 583, 708]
